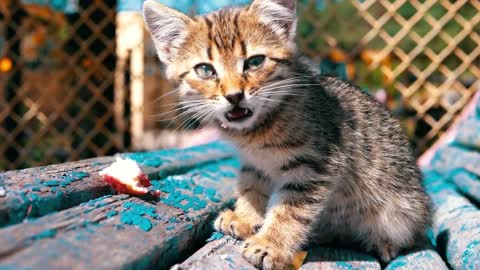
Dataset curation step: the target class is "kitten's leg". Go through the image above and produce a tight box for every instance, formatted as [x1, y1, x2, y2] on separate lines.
[361, 196, 430, 263]
[214, 165, 272, 239]
[241, 180, 331, 270]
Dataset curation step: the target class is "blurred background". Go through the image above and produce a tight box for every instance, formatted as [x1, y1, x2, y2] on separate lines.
[0, 0, 479, 170]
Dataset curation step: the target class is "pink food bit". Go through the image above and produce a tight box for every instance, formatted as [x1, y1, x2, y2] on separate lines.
[99, 157, 151, 196]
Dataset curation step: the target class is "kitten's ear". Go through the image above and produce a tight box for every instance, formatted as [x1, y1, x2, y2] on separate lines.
[143, 0, 191, 64]
[250, 0, 297, 41]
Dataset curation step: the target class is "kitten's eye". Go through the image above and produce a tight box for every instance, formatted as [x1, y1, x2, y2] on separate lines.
[194, 63, 216, 79]
[244, 55, 266, 72]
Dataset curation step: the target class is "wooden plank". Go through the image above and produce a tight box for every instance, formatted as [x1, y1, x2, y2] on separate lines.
[174, 235, 385, 270]
[171, 235, 257, 270]
[0, 142, 236, 227]
[385, 248, 448, 270]
[0, 156, 240, 269]
[423, 170, 480, 270]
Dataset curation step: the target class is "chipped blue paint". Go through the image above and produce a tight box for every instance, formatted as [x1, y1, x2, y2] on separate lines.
[33, 229, 56, 240]
[86, 195, 113, 207]
[119, 202, 161, 232]
[28, 193, 40, 201]
[385, 250, 447, 270]
[120, 212, 153, 232]
[206, 232, 224, 242]
[106, 210, 118, 218]
[193, 186, 204, 195]
[461, 240, 480, 268]
[166, 225, 175, 231]
[334, 261, 355, 270]
[148, 157, 239, 212]
[124, 141, 237, 168]
[43, 180, 60, 187]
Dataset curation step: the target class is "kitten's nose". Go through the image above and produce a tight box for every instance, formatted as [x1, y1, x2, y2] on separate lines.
[225, 92, 244, 105]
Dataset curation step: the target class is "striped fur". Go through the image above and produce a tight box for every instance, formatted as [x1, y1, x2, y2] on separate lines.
[144, 0, 432, 269]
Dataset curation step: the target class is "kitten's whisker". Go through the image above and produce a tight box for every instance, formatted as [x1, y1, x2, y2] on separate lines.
[149, 89, 180, 105]
[153, 102, 210, 119]
[161, 104, 211, 123]
[176, 106, 215, 131]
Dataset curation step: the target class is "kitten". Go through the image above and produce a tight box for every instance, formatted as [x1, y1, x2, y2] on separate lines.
[143, 0, 432, 269]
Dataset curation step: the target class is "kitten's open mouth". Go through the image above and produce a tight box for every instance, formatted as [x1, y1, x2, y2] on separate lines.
[225, 106, 253, 122]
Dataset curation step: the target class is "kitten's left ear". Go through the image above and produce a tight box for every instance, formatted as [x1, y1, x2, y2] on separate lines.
[249, 0, 297, 41]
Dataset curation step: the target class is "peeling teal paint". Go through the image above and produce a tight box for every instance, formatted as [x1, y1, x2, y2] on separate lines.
[119, 202, 161, 232]
[334, 261, 355, 270]
[33, 229, 56, 240]
[206, 232, 224, 242]
[120, 212, 153, 232]
[461, 240, 480, 268]
[124, 141, 237, 168]
[43, 180, 61, 187]
[107, 210, 118, 218]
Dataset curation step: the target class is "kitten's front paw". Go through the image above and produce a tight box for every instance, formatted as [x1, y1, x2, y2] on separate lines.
[214, 209, 259, 239]
[241, 236, 290, 270]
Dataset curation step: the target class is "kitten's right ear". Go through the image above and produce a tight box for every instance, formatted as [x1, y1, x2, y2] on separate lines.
[249, 0, 297, 42]
[143, 0, 191, 64]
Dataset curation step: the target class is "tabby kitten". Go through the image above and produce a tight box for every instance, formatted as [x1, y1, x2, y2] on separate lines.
[143, 0, 432, 269]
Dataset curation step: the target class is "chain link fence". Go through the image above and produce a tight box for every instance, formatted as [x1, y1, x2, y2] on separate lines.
[0, 0, 122, 170]
[298, 0, 480, 154]
[1, 0, 479, 170]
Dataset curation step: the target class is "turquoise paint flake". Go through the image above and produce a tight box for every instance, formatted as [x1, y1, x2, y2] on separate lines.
[166, 225, 175, 231]
[119, 202, 161, 232]
[149, 157, 239, 212]
[160, 191, 208, 212]
[107, 210, 118, 218]
[123, 202, 161, 219]
[28, 193, 40, 201]
[120, 212, 152, 232]
[124, 141, 237, 168]
[334, 262, 355, 270]
[193, 186, 204, 195]
[38, 171, 89, 190]
[206, 232, 224, 242]
[85, 195, 113, 209]
[205, 188, 216, 196]
[33, 229, 56, 240]
[43, 180, 60, 187]
[461, 240, 480, 267]
[386, 256, 408, 269]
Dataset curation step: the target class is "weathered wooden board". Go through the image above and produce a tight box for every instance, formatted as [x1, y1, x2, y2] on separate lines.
[0, 155, 240, 269]
[419, 94, 480, 269]
[423, 170, 480, 270]
[171, 234, 256, 270]
[0, 142, 235, 227]
[174, 235, 449, 270]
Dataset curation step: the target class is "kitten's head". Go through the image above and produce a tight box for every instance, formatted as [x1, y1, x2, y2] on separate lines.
[144, 0, 298, 132]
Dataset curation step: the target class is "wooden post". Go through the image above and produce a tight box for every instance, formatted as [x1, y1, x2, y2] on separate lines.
[115, 12, 145, 150]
